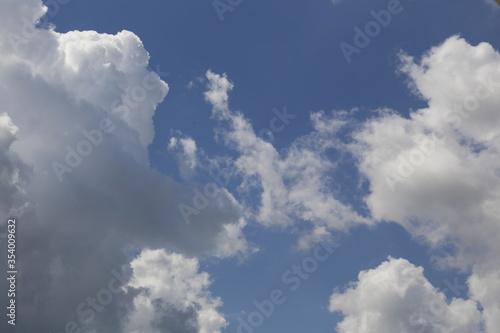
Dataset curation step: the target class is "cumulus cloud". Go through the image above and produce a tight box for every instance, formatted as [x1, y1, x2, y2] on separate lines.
[347, 36, 500, 332]
[329, 257, 482, 333]
[0, 0, 250, 332]
[124, 249, 227, 333]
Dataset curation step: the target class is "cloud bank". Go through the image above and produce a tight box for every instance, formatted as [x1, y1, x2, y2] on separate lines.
[172, 36, 500, 332]
[0, 0, 249, 331]
[331, 36, 500, 332]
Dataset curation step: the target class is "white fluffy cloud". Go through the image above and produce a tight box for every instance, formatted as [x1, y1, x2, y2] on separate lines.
[348, 36, 500, 332]
[329, 257, 482, 333]
[124, 249, 227, 333]
[195, 71, 372, 247]
[0, 1, 250, 332]
[352, 37, 500, 260]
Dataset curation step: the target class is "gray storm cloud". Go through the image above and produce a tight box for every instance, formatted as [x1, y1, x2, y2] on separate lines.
[0, 0, 248, 332]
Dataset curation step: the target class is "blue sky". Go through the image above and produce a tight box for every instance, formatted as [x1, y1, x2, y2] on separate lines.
[1, 0, 500, 332]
